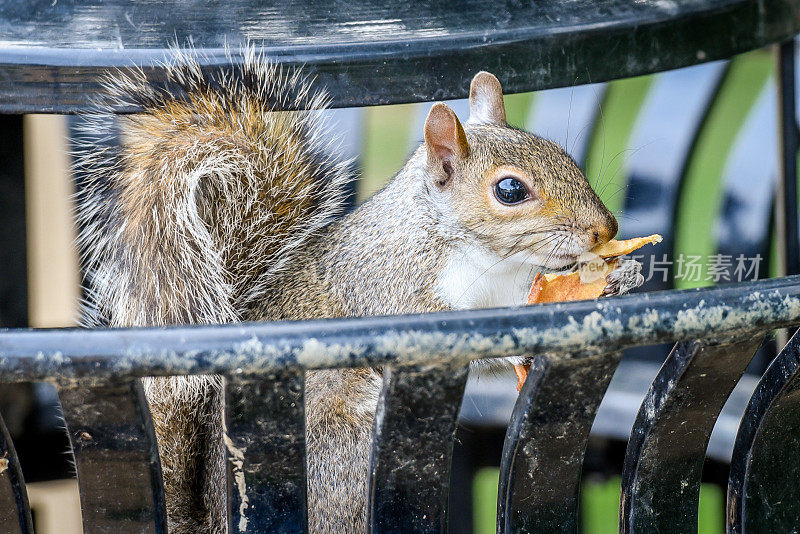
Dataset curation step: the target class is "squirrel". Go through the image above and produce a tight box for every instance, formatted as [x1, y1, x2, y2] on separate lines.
[75, 47, 643, 533]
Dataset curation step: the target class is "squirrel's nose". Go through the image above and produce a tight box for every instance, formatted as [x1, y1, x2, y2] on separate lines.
[589, 216, 617, 246]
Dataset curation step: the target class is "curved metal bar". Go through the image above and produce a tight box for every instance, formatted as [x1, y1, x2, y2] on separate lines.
[624, 61, 727, 290]
[620, 335, 763, 533]
[0, 0, 798, 112]
[224, 372, 306, 533]
[0, 275, 799, 381]
[0, 411, 32, 533]
[497, 351, 622, 533]
[367, 363, 469, 533]
[58, 379, 167, 533]
[778, 39, 800, 275]
[716, 72, 776, 272]
[727, 332, 800, 532]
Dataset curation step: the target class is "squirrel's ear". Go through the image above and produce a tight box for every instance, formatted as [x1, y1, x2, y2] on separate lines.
[468, 71, 506, 125]
[424, 102, 469, 186]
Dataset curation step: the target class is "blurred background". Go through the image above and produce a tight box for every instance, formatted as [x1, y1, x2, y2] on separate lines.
[1, 44, 795, 532]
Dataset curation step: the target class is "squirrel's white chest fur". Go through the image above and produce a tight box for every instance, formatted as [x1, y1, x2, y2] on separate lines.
[435, 241, 541, 310]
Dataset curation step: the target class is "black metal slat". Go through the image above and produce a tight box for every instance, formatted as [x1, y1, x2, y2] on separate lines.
[727, 331, 800, 532]
[725, 41, 800, 533]
[367, 363, 469, 533]
[620, 335, 763, 533]
[496, 351, 622, 533]
[0, 410, 32, 533]
[58, 379, 166, 534]
[0, 114, 26, 328]
[777, 40, 799, 276]
[224, 371, 306, 533]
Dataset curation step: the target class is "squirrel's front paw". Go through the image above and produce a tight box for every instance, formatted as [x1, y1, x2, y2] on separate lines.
[603, 259, 644, 296]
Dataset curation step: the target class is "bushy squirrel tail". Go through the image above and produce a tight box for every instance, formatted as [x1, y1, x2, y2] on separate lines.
[74, 47, 353, 533]
[76, 47, 352, 328]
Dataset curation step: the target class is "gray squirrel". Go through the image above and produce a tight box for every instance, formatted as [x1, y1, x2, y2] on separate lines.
[75, 49, 643, 533]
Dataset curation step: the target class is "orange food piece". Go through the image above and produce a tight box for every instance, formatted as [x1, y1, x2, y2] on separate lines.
[526, 260, 619, 305]
[525, 233, 662, 305]
[514, 363, 531, 392]
[516, 234, 662, 390]
[590, 234, 662, 258]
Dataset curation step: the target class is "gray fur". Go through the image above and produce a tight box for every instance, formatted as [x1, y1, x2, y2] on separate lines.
[76, 54, 635, 533]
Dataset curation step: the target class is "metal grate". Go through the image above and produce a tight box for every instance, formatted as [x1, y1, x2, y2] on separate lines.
[0, 2, 798, 532]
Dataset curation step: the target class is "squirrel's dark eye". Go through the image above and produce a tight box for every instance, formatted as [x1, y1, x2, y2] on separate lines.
[494, 177, 529, 205]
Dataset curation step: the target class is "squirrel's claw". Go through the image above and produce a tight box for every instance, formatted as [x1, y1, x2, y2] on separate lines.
[603, 258, 645, 296]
